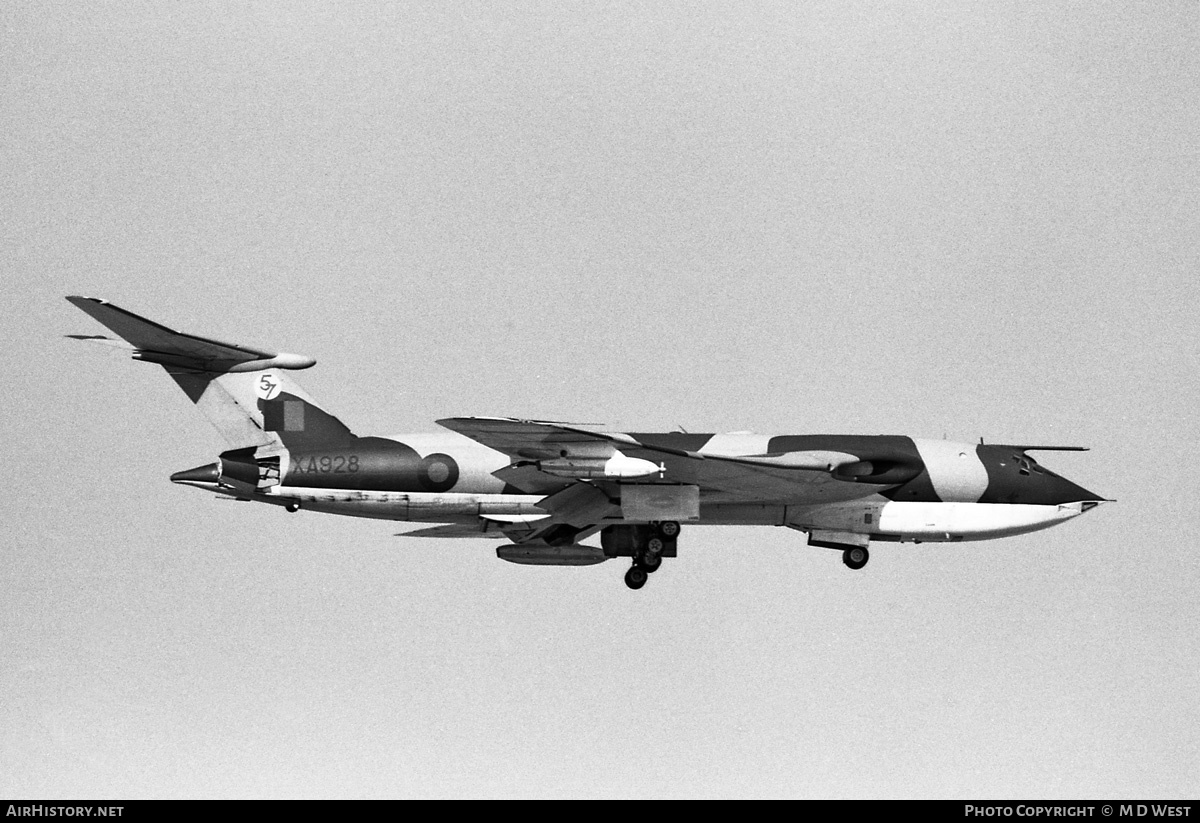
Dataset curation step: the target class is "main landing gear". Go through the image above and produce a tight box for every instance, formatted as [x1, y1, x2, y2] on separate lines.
[842, 546, 869, 570]
[624, 521, 679, 590]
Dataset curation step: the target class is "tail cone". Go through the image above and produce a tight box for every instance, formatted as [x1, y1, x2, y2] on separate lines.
[171, 462, 219, 483]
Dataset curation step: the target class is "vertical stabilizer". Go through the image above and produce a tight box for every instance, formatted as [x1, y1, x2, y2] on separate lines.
[66, 296, 355, 450]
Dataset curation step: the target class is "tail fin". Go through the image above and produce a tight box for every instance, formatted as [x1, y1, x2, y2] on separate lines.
[66, 296, 355, 450]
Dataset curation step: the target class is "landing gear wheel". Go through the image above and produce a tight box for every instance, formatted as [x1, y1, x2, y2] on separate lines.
[625, 566, 648, 590]
[657, 521, 681, 539]
[640, 553, 662, 573]
[286, 501, 301, 513]
[647, 537, 665, 554]
[842, 546, 869, 570]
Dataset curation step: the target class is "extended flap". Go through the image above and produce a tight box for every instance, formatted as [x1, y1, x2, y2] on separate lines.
[538, 482, 618, 528]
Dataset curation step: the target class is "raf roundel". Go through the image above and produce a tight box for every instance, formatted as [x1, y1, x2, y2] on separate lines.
[418, 453, 459, 493]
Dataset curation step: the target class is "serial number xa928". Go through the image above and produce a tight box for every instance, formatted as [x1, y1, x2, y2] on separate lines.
[291, 455, 360, 474]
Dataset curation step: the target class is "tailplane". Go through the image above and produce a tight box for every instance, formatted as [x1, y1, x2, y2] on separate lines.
[66, 296, 353, 450]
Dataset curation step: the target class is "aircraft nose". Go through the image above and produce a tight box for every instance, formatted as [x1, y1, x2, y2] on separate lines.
[1060, 499, 1108, 516]
[977, 446, 1107, 505]
[1044, 472, 1105, 505]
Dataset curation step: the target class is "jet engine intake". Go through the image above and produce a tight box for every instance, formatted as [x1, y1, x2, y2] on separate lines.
[832, 459, 922, 485]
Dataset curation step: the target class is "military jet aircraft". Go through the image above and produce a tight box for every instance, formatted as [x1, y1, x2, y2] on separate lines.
[67, 296, 1107, 590]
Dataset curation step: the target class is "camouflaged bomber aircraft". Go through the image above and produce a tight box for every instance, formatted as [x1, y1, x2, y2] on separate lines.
[68, 296, 1107, 590]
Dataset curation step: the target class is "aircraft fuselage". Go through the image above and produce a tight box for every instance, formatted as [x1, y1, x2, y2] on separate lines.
[173, 430, 1102, 546]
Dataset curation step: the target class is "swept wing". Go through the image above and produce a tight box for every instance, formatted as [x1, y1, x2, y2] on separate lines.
[437, 417, 892, 505]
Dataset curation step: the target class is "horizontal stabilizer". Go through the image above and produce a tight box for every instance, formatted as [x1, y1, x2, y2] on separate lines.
[66, 296, 315, 374]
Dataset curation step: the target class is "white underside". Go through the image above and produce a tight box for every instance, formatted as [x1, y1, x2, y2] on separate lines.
[234, 486, 1092, 543]
[877, 501, 1088, 541]
[267, 486, 544, 521]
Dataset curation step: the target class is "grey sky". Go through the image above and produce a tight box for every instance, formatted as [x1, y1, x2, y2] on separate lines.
[3, 1, 1197, 798]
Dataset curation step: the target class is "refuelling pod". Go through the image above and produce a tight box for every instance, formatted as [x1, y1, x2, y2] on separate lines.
[496, 544, 609, 566]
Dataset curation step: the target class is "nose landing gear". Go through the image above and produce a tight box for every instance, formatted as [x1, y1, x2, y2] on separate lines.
[842, 546, 869, 570]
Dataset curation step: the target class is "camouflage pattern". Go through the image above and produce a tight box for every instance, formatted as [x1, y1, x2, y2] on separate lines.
[68, 297, 1107, 588]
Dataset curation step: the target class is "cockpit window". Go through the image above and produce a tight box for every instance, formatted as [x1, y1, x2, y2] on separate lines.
[1014, 453, 1035, 476]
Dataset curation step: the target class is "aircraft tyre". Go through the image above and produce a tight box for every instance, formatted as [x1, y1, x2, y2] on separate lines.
[625, 566, 648, 590]
[640, 553, 662, 573]
[647, 537, 664, 554]
[657, 521, 681, 539]
[842, 546, 869, 570]
[286, 501, 301, 513]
